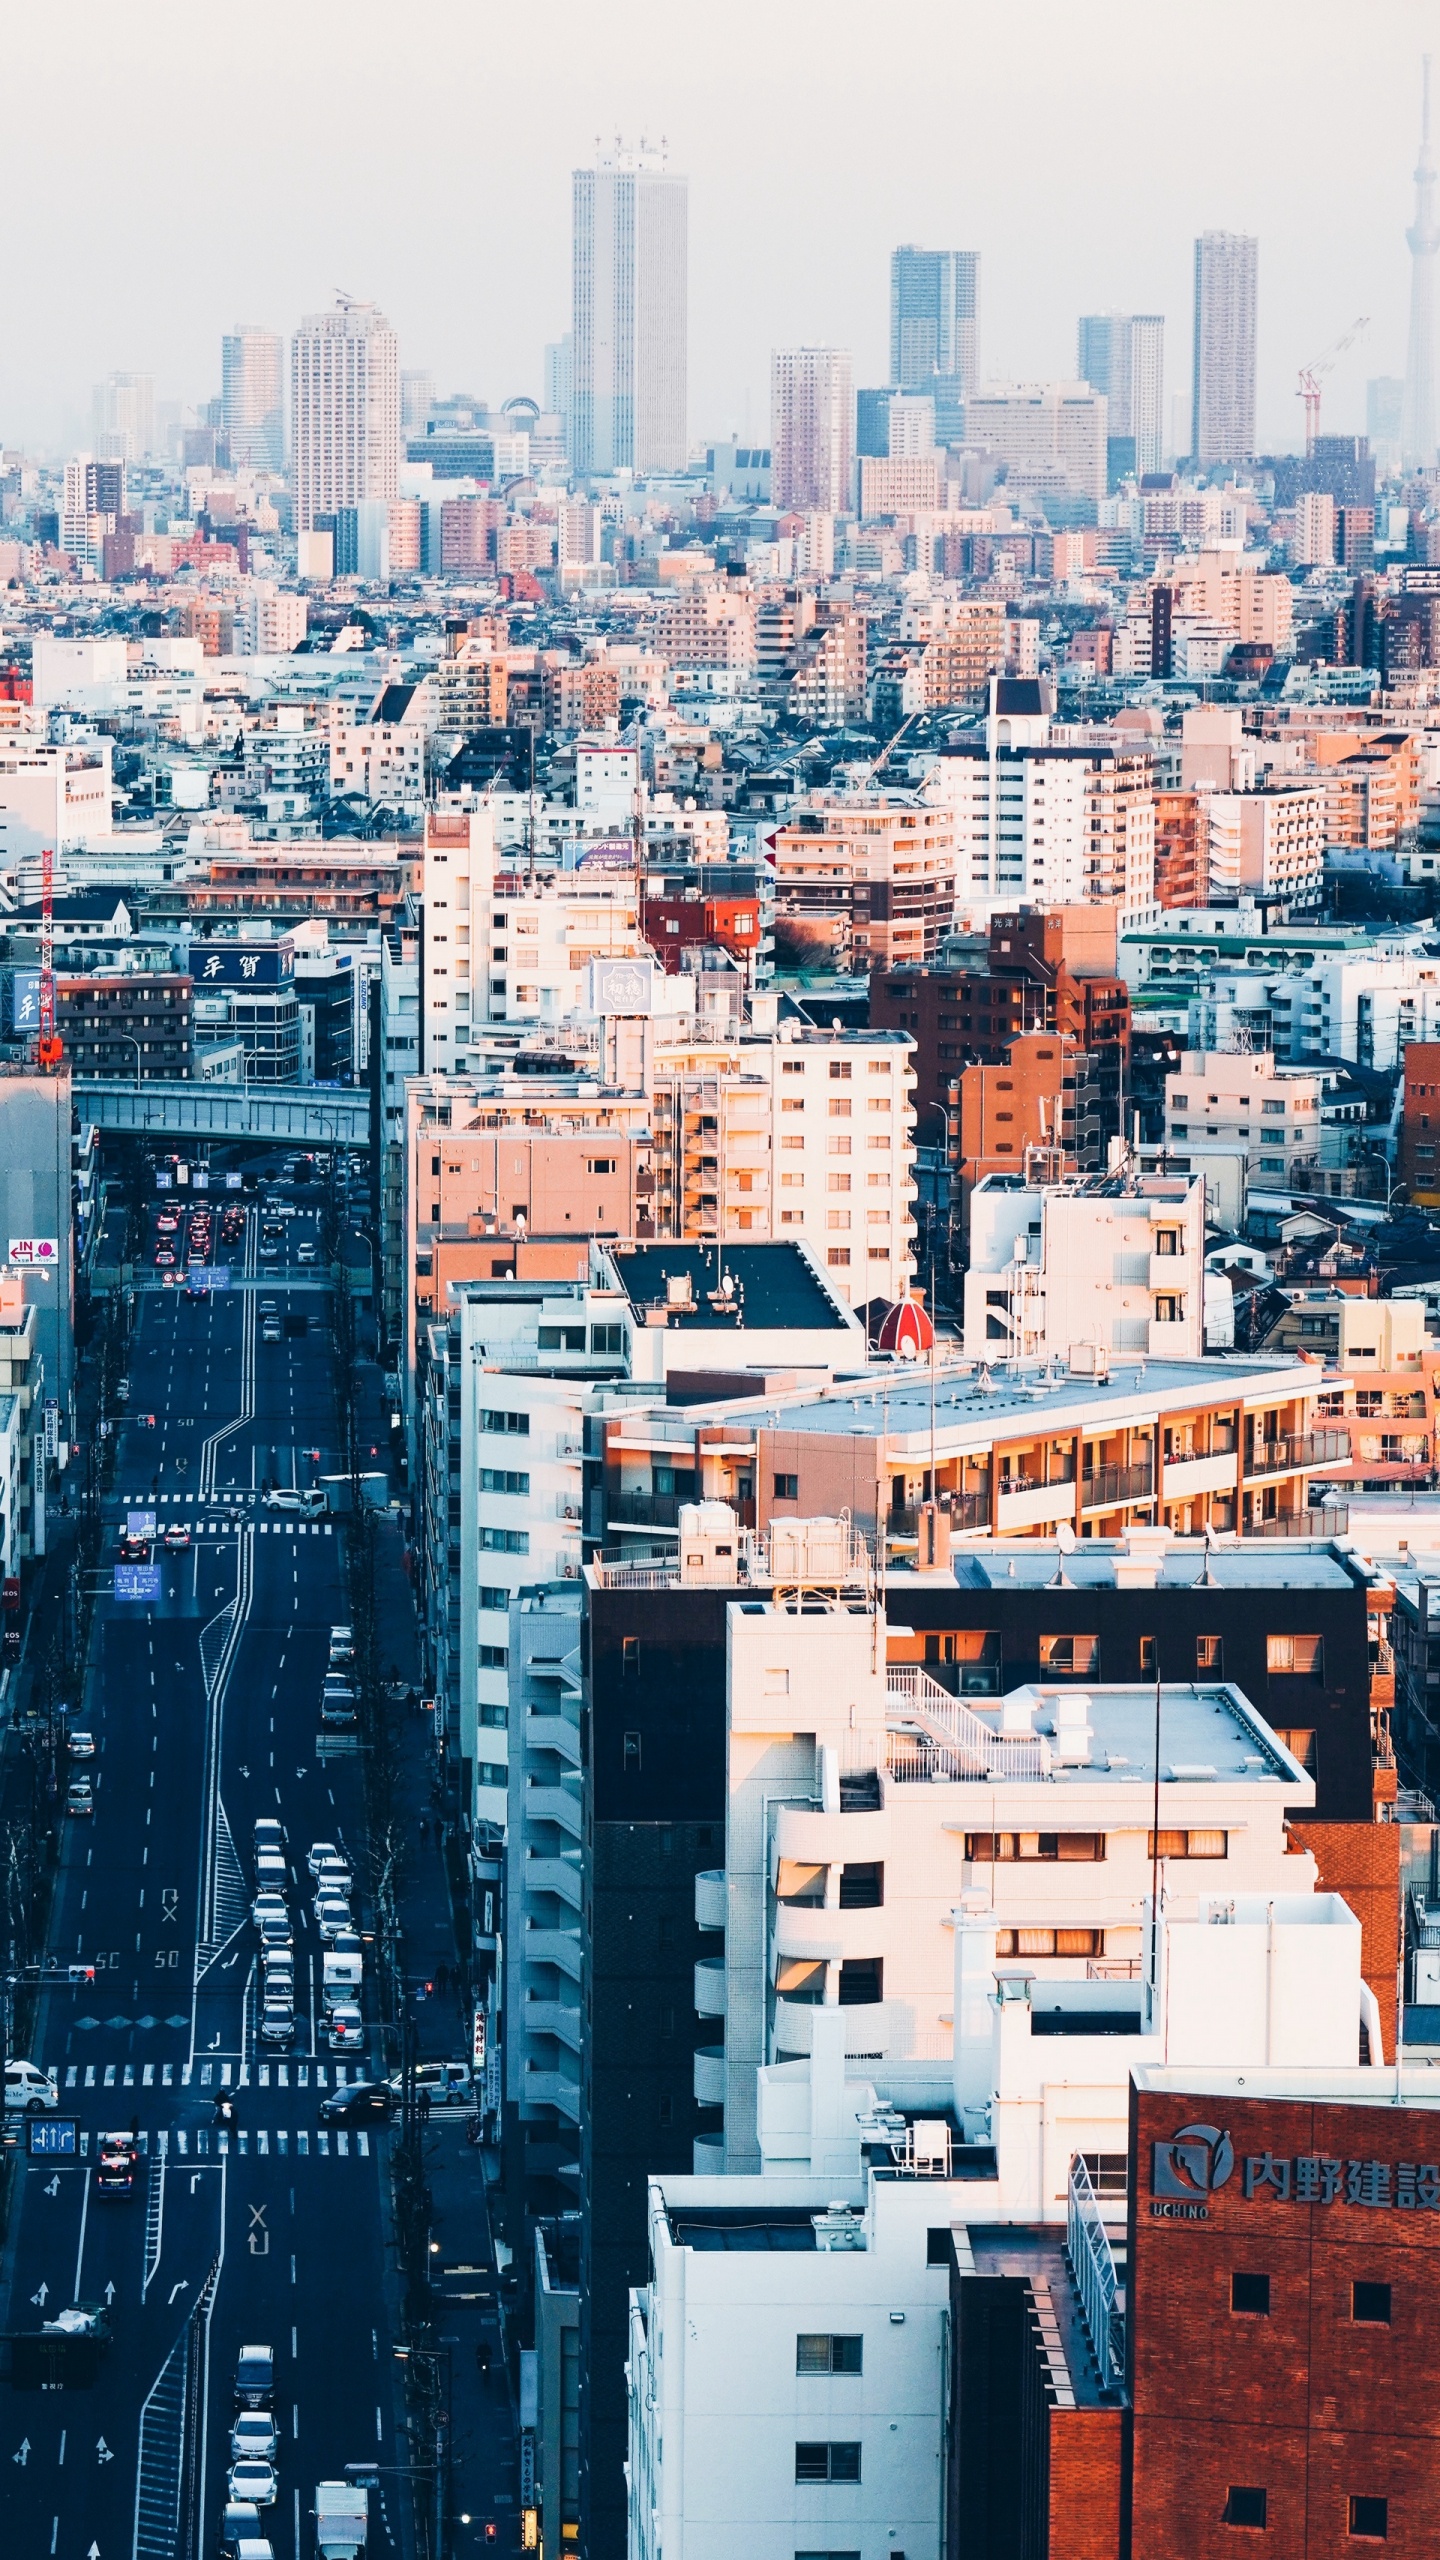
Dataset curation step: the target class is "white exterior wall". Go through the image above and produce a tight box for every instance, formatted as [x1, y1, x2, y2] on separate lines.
[419, 807, 495, 1073]
[962, 1175, 1206, 1362]
[0, 742, 114, 862]
[1165, 1050, 1322, 1182]
[759, 1033, 917, 1306]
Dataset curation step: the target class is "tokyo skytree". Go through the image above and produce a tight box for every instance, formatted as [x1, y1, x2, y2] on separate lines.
[1403, 55, 1440, 468]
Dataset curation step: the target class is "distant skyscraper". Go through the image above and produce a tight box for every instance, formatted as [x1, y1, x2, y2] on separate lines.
[222, 328, 285, 471]
[290, 296, 399, 533]
[1077, 312, 1164, 477]
[1403, 57, 1439, 469]
[91, 371, 154, 465]
[571, 144, 687, 477]
[771, 347, 854, 515]
[889, 247, 980, 398]
[1368, 374, 1405, 469]
[400, 371, 434, 436]
[1191, 232, 1258, 465]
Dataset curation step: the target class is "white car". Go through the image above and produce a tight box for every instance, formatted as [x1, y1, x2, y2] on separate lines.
[314, 1898, 353, 1942]
[386, 2060, 475, 2111]
[313, 1862, 353, 1901]
[324, 2002, 364, 2052]
[307, 1841, 343, 1879]
[251, 1891, 288, 1930]
[4, 2058, 58, 2114]
[230, 2410, 279, 2464]
[228, 2458, 277, 2510]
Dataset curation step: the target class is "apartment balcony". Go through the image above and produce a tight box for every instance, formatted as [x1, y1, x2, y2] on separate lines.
[695, 1957, 727, 2018]
[524, 1780, 583, 1840]
[1160, 1451, 1238, 1502]
[1245, 1430, 1350, 1481]
[1250, 1504, 1349, 1538]
[695, 1868, 726, 1931]
[524, 1995, 583, 2053]
[522, 1925, 582, 1983]
[773, 1907, 885, 1965]
[693, 2048, 726, 2107]
[1080, 1459, 1155, 1511]
[525, 1851, 582, 1911]
[995, 1475, 1080, 1533]
[693, 2134, 725, 2172]
[771, 1997, 899, 2059]
[607, 1489, 686, 1529]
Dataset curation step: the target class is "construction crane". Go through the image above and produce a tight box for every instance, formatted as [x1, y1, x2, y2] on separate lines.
[34, 844, 62, 1070]
[1296, 316, 1370, 455]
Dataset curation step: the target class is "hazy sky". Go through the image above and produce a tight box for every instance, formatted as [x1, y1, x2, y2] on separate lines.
[7, 0, 1437, 458]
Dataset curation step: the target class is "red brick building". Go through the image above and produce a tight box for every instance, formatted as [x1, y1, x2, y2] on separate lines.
[950, 2077, 1440, 2557]
[1398, 1040, 1440, 1206]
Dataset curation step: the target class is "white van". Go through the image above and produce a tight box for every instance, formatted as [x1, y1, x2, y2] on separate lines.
[263, 1487, 327, 1517]
[5, 2058, 58, 2113]
[322, 1949, 363, 2009]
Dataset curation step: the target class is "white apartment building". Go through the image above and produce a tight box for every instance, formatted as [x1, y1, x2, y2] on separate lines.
[571, 146, 688, 477]
[290, 295, 400, 533]
[966, 383, 1107, 503]
[962, 1169, 1207, 1364]
[1164, 1049, 1323, 1191]
[235, 584, 307, 656]
[1188, 950, 1440, 1073]
[1293, 490, 1337, 566]
[0, 740, 114, 864]
[327, 683, 427, 811]
[505, 1583, 585, 2144]
[1204, 781, 1325, 906]
[926, 736, 1156, 929]
[418, 804, 494, 1072]
[623, 1550, 1381, 2560]
[771, 349, 854, 516]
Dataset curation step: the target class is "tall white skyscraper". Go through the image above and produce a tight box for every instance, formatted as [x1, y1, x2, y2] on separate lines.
[1403, 57, 1439, 469]
[91, 371, 155, 464]
[571, 144, 687, 477]
[771, 347, 854, 514]
[1076, 312, 1164, 477]
[1191, 232, 1258, 466]
[290, 296, 400, 532]
[222, 327, 285, 471]
[889, 247, 980, 398]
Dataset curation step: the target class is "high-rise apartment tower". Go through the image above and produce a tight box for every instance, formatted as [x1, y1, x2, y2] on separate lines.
[770, 347, 854, 514]
[222, 327, 285, 471]
[290, 296, 400, 533]
[889, 245, 981, 403]
[1077, 311, 1164, 477]
[571, 144, 688, 477]
[1191, 231, 1258, 465]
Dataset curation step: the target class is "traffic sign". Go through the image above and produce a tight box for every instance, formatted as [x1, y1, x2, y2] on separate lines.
[27, 2117, 77, 2157]
[114, 1564, 161, 1601]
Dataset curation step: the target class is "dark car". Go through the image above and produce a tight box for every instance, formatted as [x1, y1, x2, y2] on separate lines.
[94, 2131, 139, 2196]
[318, 2080, 394, 2126]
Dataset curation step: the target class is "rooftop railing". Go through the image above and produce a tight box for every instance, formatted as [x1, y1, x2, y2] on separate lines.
[1067, 2153, 1125, 2392]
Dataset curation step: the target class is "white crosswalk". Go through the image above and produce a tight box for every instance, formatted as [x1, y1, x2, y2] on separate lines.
[61, 2123, 372, 2161]
[65, 2058, 375, 2090]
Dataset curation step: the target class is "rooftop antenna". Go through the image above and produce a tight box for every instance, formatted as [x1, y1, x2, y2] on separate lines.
[1046, 1521, 1077, 1589]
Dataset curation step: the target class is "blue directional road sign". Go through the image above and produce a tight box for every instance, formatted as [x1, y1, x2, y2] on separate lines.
[114, 1564, 162, 1601]
[27, 2117, 77, 2157]
[126, 1511, 156, 1538]
[188, 1267, 229, 1291]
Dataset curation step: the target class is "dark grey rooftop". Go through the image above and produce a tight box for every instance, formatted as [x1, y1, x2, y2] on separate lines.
[604, 1242, 854, 1335]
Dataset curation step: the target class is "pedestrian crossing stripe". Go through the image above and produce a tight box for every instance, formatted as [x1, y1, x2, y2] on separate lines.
[71, 2060, 371, 2090]
[52, 2127, 373, 2161]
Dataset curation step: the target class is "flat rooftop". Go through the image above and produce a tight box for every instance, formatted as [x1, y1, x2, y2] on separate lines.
[963, 2226, 1116, 2407]
[740, 1354, 1316, 1445]
[960, 1682, 1309, 1790]
[951, 1540, 1360, 1593]
[606, 1242, 855, 1335]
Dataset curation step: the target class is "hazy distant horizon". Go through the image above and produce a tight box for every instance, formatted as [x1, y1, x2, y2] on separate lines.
[7, 0, 1434, 463]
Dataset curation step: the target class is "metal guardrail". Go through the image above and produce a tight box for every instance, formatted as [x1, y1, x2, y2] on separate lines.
[1066, 2154, 1125, 2391]
[1246, 1430, 1350, 1478]
[1251, 1505, 1349, 1538]
[73, 1076, 371, 1146]
[1081, 1462, 1154, 1510]
[885, 1666, 1051, 1782]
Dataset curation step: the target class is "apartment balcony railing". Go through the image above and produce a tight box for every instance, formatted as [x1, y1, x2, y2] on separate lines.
[606, 1490, 689, 1529]
[1245, 1430, 1350, 1479]
[1080, 1460, 1155, 1510]
[1250, 1504, 1350, 1538]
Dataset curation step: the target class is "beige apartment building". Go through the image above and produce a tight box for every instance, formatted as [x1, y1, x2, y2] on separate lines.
[858, 455, 942, 517]
[1166, 554, 1294, 649]
[1204, 781, 1326, 905]
[1164, 1050, 1323, 1186]
[770, 794, 957, 970]
[966, 383, 1107, 503]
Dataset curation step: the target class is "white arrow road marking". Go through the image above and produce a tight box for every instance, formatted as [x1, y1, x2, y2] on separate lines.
[167, 2280, 189, 2305]
[11, 2438, 28, 2465]
[103, 2281, 115, 2306]
[29, 2283, 47, 2307]
[43, 2176, 59, 2198]
[96, 2437, 114, 2463]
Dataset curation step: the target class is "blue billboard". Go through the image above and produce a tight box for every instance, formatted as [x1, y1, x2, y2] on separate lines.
[114, 1564, 162, 1601]
[191, 941, 294, 987]
[8, 970, 40, 1034]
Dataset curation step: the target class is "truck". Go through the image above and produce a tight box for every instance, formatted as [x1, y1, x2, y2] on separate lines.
[315, 2480, 367, 2558]
[321, 1949, 363, 2009]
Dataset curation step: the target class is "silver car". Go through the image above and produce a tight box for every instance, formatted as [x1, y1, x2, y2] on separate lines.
[230, 2410, 279, 2464]
[228, 2458, 277, 2510]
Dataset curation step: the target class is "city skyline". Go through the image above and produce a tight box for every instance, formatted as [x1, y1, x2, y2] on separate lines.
[1, 0, 1432, 459]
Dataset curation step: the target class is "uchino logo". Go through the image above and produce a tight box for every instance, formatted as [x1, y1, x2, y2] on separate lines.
[1151, 2122, 1235, 2219]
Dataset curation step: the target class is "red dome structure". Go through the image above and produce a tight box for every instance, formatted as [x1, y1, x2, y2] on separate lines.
[876, 1295, 935, 1357]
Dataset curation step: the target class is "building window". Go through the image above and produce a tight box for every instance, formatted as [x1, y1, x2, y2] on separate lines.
[1267, 1634, 1324, 1677]
[795, 2444, 862, 2485]
[622, 1637, 639, 1674]
[1139, 1635, 1156, 1677]
[1347, 2498, 1388, 2540]
[1154, 1229, 1180, 1254]
[827, 1249, 851, 1267]
[623, 1731, 641, 1771]
[591, 1325, 624, 1354]
[964, 1832, 1105, 1863]
[838, 1863, 883, 1909]
[1039, 1634, 1100, 1677]
[1148, 1829, 1227, 1859]
[796, 2335, 863, 2376]
[828, 1059, 852, 1080]
[1077, 2153, 1128, 2198]
[1223, 2487, 1267, 2528]
[478, 1587, 509, 1611]
[537, 1326, 587, 1352]
[478, 1527, 529, 1553]
[837, 1958, 883, 2006]
[1352, 2282, 1392, 2325]
[774, 1474, 799, 1501]
[1232, 2272, 1271, 2315]
[995, 1927, 1103, 1958]
[480, 1469, 529, 1496]
[1275, 1727, 1317, 1775]
[478, 1645, 509, 1671]
[1197, 1635, 1224, 1673]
